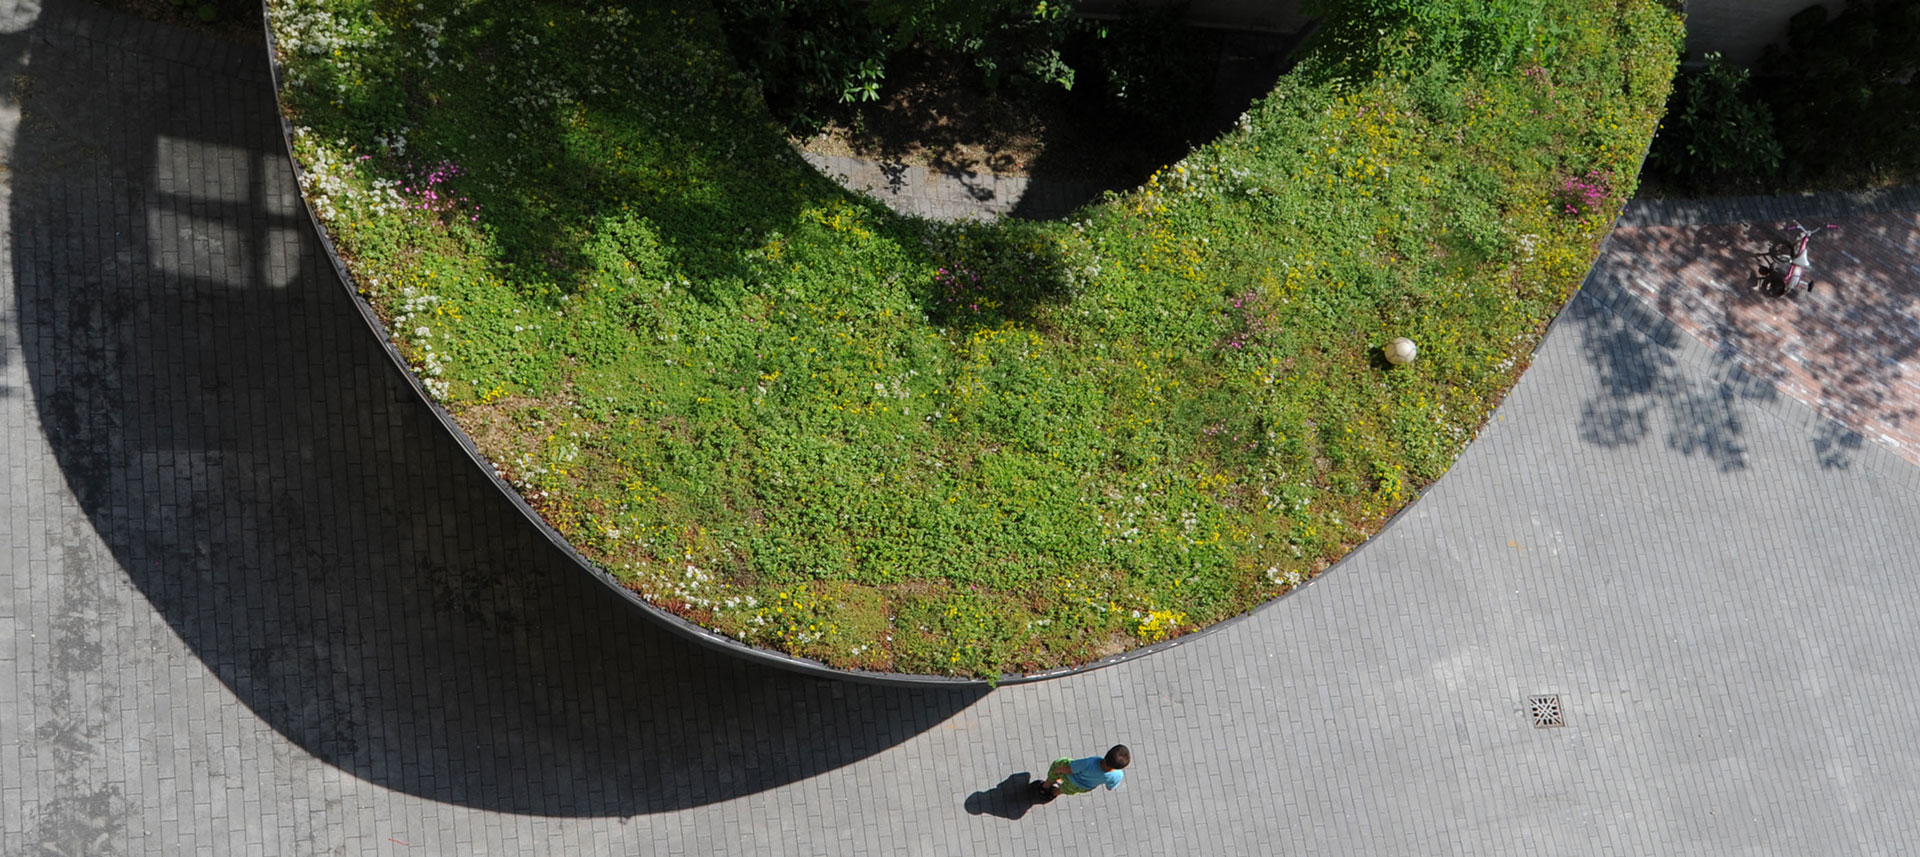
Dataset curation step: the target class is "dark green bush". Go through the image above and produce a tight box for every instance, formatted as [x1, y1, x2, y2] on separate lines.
[870, 0, 1081, 89]
[1758, 0, 1920, 182]
[1303, 0, 1555, 80]
[1085, 2, 1212, 125]
[1649, 52, 1783, 185]
[709, 0, 888, 133]
[712, 0, 1082, 134]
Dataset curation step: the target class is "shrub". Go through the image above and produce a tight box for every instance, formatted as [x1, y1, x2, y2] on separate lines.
[1303, 0, 1556, 80]
[1084, 2, 1213, 126]
[868, 0, 1081, 89]
[712, 0, 1082, 134]
[709, 0, 887, 133]
[1758, 0, 1920, 184]
[1649, 52, 1783, 186]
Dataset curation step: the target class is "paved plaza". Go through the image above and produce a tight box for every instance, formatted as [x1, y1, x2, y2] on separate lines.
[4, 2, 1920, 854]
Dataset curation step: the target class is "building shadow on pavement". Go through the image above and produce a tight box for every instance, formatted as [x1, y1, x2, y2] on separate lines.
[9, 0, 984, 817]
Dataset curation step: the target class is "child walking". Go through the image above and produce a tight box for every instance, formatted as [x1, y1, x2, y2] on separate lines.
[1035, 745, 1130, 800]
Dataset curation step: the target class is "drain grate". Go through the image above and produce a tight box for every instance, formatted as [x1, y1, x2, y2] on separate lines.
[1528, 695, 1564, 728]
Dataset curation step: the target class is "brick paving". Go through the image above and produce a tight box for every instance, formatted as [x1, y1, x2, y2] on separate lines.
[5, 2, 1920, 854]
[1603, 206, 1920, 466]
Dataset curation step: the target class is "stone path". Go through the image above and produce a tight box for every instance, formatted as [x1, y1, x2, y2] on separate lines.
[1608, 192, 1920, 467]
[798, 30, 1302, 223]
[6, 2, 1920, 854]
[799, 151, 1114, 222]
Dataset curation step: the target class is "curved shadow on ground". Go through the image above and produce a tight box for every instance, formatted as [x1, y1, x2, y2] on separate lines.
[1007, 28, 1306, 222]
[788, 25, 1305, 223]
[10, 0, 984, 816]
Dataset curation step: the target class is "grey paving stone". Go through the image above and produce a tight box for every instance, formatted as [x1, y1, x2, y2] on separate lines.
[799, 150, 1109, 222]
[5, 0, 1920, 854]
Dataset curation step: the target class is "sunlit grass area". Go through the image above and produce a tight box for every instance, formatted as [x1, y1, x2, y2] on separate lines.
[269, 0, 1679, 676]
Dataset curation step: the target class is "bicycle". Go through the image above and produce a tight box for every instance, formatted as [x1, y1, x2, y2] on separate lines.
[1761, 221, 1839, 297]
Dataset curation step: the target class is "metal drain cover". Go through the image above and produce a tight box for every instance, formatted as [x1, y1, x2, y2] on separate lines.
[1528, 694, 1564, 728]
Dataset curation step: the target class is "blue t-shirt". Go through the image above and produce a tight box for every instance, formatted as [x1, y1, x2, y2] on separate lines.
[1068, 756, 1124, 791]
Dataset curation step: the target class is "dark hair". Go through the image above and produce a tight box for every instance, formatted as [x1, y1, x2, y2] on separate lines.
[1104, 744, 1131, 769]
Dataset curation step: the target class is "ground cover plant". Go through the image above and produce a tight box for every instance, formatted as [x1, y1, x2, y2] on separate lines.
[268, 0, 1679, 677]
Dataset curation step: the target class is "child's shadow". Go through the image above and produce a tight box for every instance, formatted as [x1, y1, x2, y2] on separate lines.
[964, 772, 1045, 820]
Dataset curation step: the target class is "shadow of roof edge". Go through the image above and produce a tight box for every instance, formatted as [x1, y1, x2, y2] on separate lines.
[256, 0, 1647, 689]
[257, 3, 1078, 688]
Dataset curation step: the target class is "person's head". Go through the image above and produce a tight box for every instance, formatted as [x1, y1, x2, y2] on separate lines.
[1103, 745, 1131, 771]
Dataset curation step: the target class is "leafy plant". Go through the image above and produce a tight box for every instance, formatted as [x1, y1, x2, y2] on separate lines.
[1648, 51, 1783, 185]
[1302, 0, 1556, 80]
[712, 0, 1082, 134]
[709, 0, 888, 133]
[1758, 0, 1920, 184]
[870, 0, 1081, 90]
[1085, 2, 1211, 126]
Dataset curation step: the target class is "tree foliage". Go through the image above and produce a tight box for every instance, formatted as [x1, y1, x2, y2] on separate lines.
[1301, 0, 1555, 80]
[1758, 0, 1920, 181]
[713, 0, 1081, 133]
[1650, 52, 1783, 185]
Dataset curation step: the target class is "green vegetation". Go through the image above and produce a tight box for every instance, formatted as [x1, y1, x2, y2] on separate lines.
[712, 0, 1081, 133]
[1762, 0, 1920, 187]
[1303, 0, 1555, 78]
[269, 0, 1679, 676]
[1648, 52, 1783, 189]
[1648, 0, 1920, 194]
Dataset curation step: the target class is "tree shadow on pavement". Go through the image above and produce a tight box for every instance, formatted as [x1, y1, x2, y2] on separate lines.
[964, 772, 1043, 820]
[1568, 268, 1766, 473]
[1584, 214, 1920, 472]
[11, 0, 984, 818]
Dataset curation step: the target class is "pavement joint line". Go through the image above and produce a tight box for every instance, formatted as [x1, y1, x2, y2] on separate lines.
[4, 1, 1920, 853]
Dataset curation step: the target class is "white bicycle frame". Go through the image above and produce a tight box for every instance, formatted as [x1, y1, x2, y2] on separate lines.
[1773, 221, 1837, 293]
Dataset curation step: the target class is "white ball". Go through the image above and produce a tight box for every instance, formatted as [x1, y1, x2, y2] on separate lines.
[1385, 337, 1417, 366]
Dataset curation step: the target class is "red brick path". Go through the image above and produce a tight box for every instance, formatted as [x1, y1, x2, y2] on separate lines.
[1605, 212, 1920, 463]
